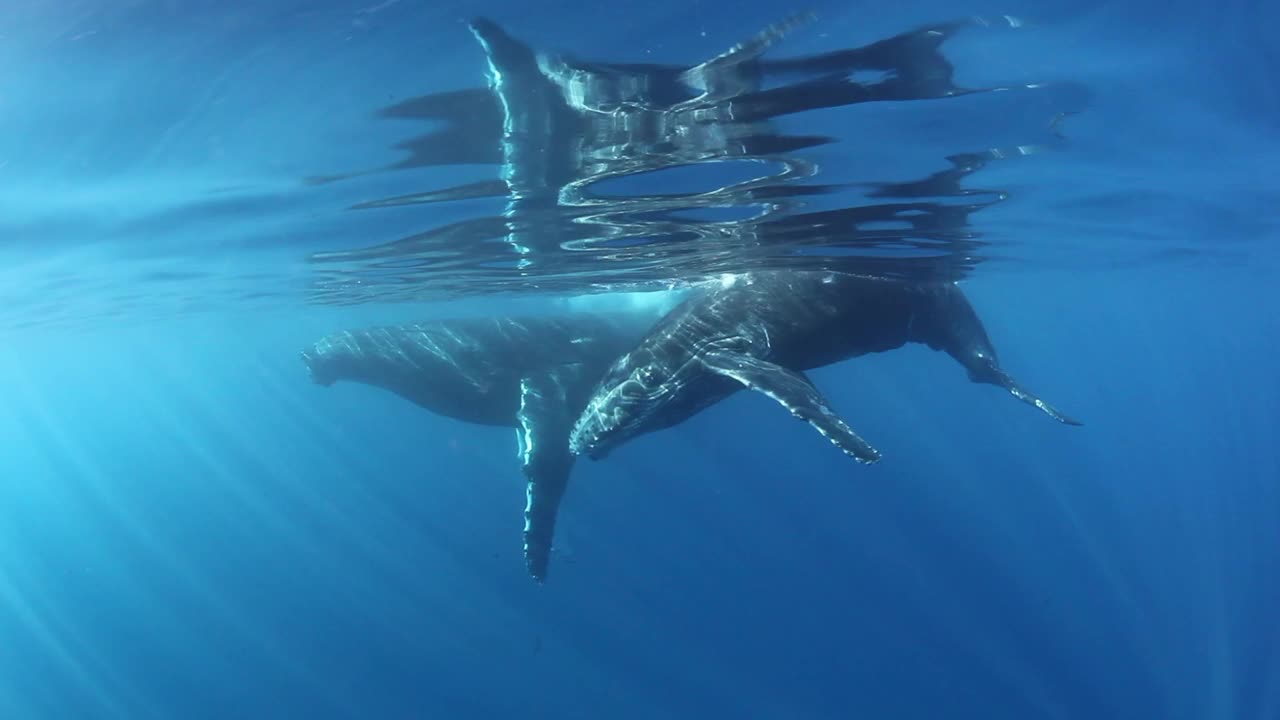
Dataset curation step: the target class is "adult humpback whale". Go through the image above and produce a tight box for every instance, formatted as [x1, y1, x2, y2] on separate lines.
[569, 271, 1081, 462]
[301, 312, 662, 582]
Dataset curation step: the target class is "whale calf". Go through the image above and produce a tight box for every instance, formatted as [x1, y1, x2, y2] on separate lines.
[301, 311, 663, 581]
[569, 271, 1080, 462]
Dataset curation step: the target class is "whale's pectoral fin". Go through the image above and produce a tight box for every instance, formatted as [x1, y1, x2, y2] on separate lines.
[516, 371, 578, 583]
[989, 368, 1083, 426]
[701, 350, 882, 464]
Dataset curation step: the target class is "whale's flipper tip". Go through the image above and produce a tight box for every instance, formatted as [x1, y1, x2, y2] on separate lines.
[701, 349, 882, 464]
[1000, 375, 1083, 426]
[524, 542, 550, 584]
[466, 16, 499, 34]
[466, 16, 526, 55]
[1056, 412, 1084, 427]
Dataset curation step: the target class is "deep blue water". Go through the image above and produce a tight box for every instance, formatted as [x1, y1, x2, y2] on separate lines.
[2, 1, 1278, 718]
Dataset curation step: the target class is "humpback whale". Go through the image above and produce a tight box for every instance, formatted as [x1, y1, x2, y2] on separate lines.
[569, 271, 1081, 462]
[301, 312, 663, 582]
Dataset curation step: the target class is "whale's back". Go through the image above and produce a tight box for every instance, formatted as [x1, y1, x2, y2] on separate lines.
[302, 313, 652, 427]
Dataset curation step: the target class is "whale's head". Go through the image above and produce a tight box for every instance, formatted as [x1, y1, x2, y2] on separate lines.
[300, 348, 338, 386]
[300, 337, 357, 387]
[569, 346, 679, 460]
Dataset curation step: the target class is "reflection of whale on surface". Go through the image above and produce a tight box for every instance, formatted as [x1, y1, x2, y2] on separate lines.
[305, 9, 1083, 302]
[309, 13, 1046, 203]
[300, 312, 662, 582]
[569, 271, 1081, 462]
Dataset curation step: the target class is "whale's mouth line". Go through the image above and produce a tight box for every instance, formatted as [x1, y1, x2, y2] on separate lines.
[569, 393, 624, 459]
[568, 410, 603, 457]
[570, 365, 673, 457]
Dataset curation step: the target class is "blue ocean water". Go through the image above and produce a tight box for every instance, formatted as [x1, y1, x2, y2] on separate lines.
[1, 1, 1277, 718]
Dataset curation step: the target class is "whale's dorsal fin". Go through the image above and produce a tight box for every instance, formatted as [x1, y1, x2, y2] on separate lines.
[701, 350, 882, 464]
[516, 370, 579, 583]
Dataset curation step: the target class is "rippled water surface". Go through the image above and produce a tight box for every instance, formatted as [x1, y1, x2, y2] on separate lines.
[3, 1, 1275, 329]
